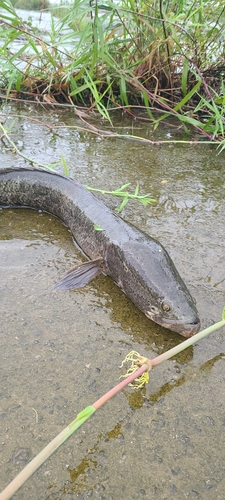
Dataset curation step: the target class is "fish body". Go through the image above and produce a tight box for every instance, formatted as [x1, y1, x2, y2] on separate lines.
[0, 167, 200, 337]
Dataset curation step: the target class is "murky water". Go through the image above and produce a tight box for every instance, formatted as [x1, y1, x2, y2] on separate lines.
[0, 100, 225, 500]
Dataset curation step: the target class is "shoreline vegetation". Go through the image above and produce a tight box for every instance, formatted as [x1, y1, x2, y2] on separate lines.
[0, 0, 225, 148]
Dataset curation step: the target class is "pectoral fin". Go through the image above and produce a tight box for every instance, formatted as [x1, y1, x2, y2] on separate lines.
[54, 258, 103, 290]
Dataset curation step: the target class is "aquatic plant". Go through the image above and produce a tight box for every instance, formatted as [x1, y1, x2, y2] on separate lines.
[0, 0, 225, 143]
[0, 308, 225, 500]
[0, 120, 156, 211]
[85, 182, 156, 212]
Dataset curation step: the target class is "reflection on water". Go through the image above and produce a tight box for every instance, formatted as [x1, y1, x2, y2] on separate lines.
[0, 8, 75, 71]
[0, 102, 225, 499]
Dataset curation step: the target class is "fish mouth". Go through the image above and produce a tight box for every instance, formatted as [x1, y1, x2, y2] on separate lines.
[145, 311, 201, 337]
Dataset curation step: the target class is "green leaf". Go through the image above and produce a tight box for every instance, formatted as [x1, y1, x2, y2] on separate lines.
[76, 406, 95, 421]
[181, 58, 189, 96]
[141, 90, 154, 119]
[215, 96, 225, 105]
[174, 81, 202, 112]
[140, 197, 155, 206]
[5, 119, 16, 133]
[61, 155, 69, 176]
[117, 197, 129, 212]
[68, 406, 96, 432]
[94, 224, 104, 231]
[120, 74, 129, 107]
[70, 80, 101, 96]
[116, 183, 131, 192]
[47, 162, 62, 169]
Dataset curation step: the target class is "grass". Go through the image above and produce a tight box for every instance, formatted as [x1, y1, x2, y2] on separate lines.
[0, 0, 225, 145]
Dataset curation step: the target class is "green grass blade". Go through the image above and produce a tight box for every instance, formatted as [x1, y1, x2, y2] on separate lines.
[68, 406, 96, 432]
[141, 90, 154, 119]
[174, 81, 202, 112]
[181, 58, 189, 96]
[61, 155, 69, 176]
[120, 74, 129, 107]
[116, 182, 131, 191]
[117, 197, 129, 212]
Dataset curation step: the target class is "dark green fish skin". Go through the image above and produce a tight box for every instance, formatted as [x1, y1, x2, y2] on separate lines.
[0, 167, 200, 337]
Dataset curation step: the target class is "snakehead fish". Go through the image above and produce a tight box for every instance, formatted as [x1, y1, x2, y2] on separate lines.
[0, 167, 200, 337]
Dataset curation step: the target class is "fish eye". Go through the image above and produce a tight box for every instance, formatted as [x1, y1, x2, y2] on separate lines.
[161, 302, 172, 313]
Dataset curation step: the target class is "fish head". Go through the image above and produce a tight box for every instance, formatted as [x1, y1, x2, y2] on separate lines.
[113, 238, 200, 337]
[144, 297, 200, 338]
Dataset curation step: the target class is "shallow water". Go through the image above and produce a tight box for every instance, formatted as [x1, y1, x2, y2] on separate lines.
[0, 101, 225, 500]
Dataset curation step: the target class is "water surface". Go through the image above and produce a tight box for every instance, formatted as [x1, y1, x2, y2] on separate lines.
[0, 100, 225, 499]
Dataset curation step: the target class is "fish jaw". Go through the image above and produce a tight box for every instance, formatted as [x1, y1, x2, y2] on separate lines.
[145, 310, 201, 337]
